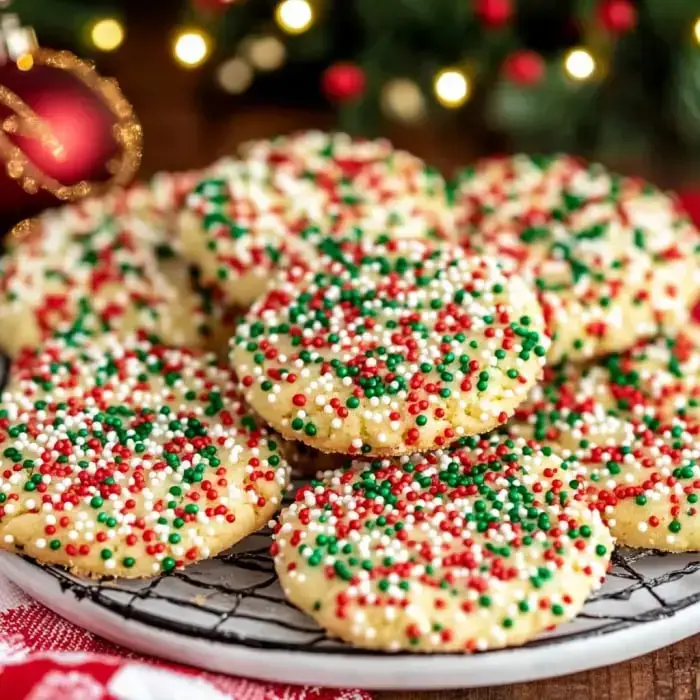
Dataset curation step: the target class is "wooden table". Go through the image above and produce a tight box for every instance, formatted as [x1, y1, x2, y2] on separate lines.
[378, 634, 700, 699]
[39, 6, 700, 697]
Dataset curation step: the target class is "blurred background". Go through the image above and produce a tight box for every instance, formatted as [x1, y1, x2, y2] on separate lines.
[6, 0, 700, 224]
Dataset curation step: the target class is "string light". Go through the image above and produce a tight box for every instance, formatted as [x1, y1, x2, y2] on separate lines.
[217, 57, 253, 94]
[564, 48, 596, 81]
[693, 17, 700, 44]
[434, 69, 469, 108]
[245, 35, 286, 71]
[275, 0, 313, 35]
[173, 29, 211, 68]
[381, 79, 426, 123]
[90, 18, 125, 52]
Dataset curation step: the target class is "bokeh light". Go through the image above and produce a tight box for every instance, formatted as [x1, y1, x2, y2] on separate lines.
[564, 48, 596, 81]
[90, 18, 125, 52]
[174, 30, 211, 68]
[275, 0, 314, 35]
[434, 69, 469, 108]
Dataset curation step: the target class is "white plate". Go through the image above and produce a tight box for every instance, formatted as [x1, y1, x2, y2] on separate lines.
[3, 529, 700, 690]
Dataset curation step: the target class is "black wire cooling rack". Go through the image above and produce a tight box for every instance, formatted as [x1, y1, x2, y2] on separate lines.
[21, 514, 700, 655]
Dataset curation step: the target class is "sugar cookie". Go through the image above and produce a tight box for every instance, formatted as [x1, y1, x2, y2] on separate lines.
[0, 335, 290, 577]
[273, 434, 612, 652]
[512, 330, 700, 437]
[511, 357, 700, 550]
[232, 234, 549, 456]
[595, 332, 700, 423]
[454, 156, 700, 362]
[531, 415, 700, 552]
[9, 169, 202, 251]
[240, 131, 454, 239]
[178, 159, 323, 308]
[453, 153, 585, 228]
[0, 216, 208, 358]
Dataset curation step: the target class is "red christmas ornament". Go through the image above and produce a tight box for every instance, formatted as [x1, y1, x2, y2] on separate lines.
[598, 0, 637, 33]
[475, 0, 512, 28]
[0, 61, 121, 222]
[503, 51, 545, 86]
[322, 63, 366, 102]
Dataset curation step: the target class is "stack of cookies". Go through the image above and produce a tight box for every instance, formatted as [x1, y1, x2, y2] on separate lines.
[0, 133, 698, 655]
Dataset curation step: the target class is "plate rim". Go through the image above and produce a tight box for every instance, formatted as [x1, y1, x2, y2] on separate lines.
[3, 551, 700, 690]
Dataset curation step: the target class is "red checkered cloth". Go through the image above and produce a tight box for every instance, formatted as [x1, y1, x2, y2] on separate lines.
[0, 571, 370, 700]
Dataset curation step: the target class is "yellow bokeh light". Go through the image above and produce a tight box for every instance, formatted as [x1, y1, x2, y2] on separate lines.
[564, 48, 596, 81]
[174, 30, 211, 68]
[434, 69, 469, 108]
[91, 18, 125, 52]
[275, 0, 313, 35]
[694, 17, 700, 44]
[16, 53, 34, 71]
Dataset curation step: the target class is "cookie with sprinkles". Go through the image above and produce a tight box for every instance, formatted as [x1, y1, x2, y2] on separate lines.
[240, 131, 454, 239]
[529, 414, 700, 552]
[509, 357, 700, 550]
[0, 334, 290, 577]
[510, 361, 616, 445]
[117, 169, 244, 353]
[178, 159, 325, 309]
[454, 156, 700, 362]
[452, 154, 585, 229]
[594, 331, 700, 423]
[179, 156, 454, 313]
[9, 169, 203, 252]
[511, 329, 700, 439]
[0, 216, 207, 358]
[104, 169, 204, 232]
[231, 234, 549, 456]
[273, 434, 612, 652]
